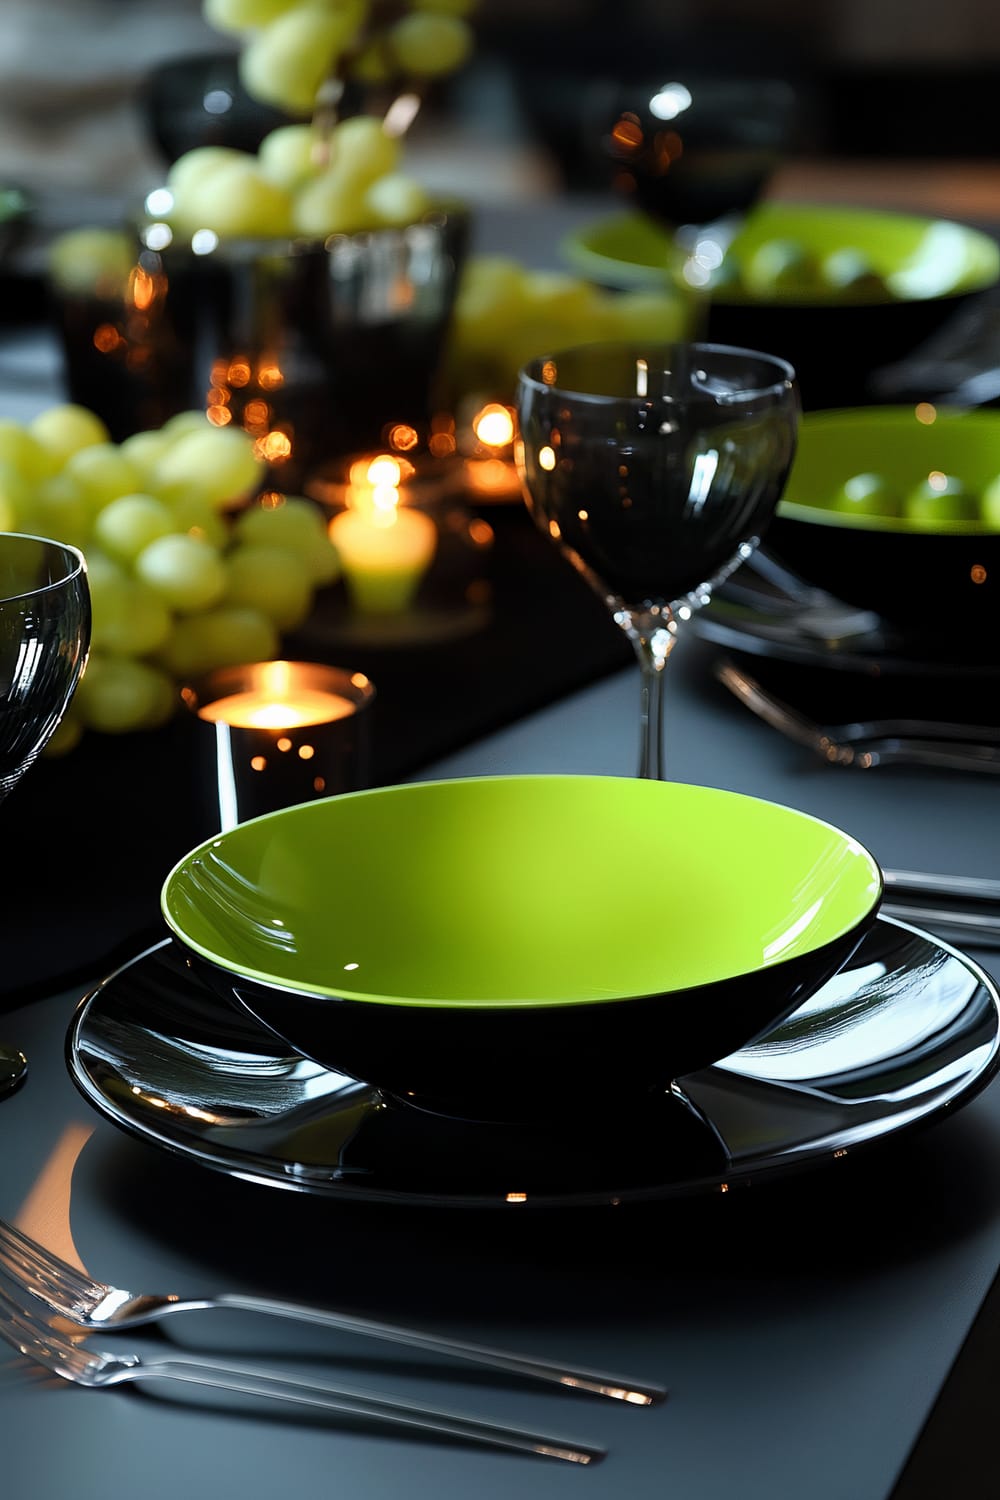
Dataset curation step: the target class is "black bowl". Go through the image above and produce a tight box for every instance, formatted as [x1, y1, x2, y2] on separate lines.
[767, 405, 1000, 634]
[161, 775, 882, 1121]
[563, 203, 1000, 411]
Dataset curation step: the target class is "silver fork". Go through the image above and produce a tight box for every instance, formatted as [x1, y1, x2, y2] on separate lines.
[0, 1270, 603, 1465]
[0, 1216, 664, 1405]
[715, 657, 1000, 774]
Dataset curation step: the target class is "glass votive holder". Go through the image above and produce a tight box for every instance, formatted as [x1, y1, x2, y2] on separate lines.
[180, 660, 375, 833]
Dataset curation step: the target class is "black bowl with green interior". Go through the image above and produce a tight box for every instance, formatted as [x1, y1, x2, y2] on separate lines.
[766, 405, 1000, 636]
[161, 775, 882, 1122]
[562, 203, 1000, 410]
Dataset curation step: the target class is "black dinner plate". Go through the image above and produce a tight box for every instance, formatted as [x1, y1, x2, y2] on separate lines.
[693, 565, 1000, 733]
[65, 920, 1000, 1210]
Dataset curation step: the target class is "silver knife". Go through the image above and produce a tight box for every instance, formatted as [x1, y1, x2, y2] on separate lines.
[881, 869, 1000, 949]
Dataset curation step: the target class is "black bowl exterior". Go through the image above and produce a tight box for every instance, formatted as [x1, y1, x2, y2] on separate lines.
[706, 292, 986, 412]
[193, 903, 879, 1122]
[766, 513, 1000, 633]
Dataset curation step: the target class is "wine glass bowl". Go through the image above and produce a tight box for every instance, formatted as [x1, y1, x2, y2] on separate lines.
[516, 341, 799, 777]
[0, 530, 90, 1097]
[0, 532, 91, 803]
[592, 73, 798, 235]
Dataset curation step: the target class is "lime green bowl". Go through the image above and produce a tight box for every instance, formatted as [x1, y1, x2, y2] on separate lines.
[161, 775, 882, 1119]
[562, 203, 1000, 410]
[769, 405, 1000, 630]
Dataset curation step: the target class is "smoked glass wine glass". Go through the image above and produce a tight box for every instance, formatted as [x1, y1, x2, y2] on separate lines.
[0, 532, 91, 1097]
[516, 341, 798, 778]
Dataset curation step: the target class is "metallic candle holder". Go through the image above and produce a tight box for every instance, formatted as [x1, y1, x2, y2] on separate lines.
[181, 660, 375, 833]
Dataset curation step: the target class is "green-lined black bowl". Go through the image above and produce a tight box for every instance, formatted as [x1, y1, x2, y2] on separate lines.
[563, 203, 1000, 410]
[768, 405, 1000, 632]
[161, 775, 882, 1121]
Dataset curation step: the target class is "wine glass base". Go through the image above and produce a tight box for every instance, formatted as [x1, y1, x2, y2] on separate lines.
[0, 1044, 27, 1099]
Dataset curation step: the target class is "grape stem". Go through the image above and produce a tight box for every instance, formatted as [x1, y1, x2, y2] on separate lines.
[308, 0, 430, 161]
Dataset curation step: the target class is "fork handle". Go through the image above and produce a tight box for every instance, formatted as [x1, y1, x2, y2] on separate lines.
[209, 1292, 665, 1405]
[127, 1354, 604, 1464]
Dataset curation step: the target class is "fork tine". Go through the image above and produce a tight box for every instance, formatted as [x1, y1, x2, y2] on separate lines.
[0, 1218, 95, 1302]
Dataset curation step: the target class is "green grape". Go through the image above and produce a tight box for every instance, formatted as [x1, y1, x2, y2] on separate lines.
[33, 472, 91, 548]
[81, 547, 128, 596]
[63, 442, 145, 518]
[169, 492, 231, 549]
[329, 115, 401, 185]
[151, 424, 264, 509]
[603, 289, 686, 342]
[82, 552, 129, 655]
[0, 459, 33, 533]
[0, 418, 57, 482]
[820, 248, 888, 298]
[292, 168, 372, 238]
[171, 158, 295, 240]
[387, 12, 473, 76]
[258, 124, 321, 189]
[92, 492, 176, 563]
[239, 6, 362, 116]
[234, 495, 342, 583]
[827, 472, 902, 519]
[29, 403, 111, 464]
[157, 604, 279, 679]
[135, 533, 229, 612]
[742, 239, 821, 296]
[161, 410, 213, 439]
[90, 573, 174, 657]
[224, 542, 314, 630]
[202, 0, 303, 34]
[234, 494, 324, 548]
[903, 473, 978, 526]
[75, 654, 177, 734]
[364, 173, 431, 227]
[452, 258, 531, 351]
[165, 146, 253, 202]
[119, 427, 173, 481]
[48, 227, 134, 297]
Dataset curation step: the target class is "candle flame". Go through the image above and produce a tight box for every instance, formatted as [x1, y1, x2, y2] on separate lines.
[256, 660, 292, 699]
[473, 403, 515, 449]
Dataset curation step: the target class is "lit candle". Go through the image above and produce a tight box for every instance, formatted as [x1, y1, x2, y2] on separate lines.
[196, 661, 356, 728]
[183, 661, 375, 832]
[328, 454, 437, 614]
[463, 401, 522, 502]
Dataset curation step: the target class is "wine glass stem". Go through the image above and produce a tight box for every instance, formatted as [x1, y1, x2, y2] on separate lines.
[618, 611, 679, 780]
[637, 657, 667, 780]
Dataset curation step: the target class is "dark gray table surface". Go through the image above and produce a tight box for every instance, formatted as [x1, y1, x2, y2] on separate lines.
[2, 636, 999, 1500]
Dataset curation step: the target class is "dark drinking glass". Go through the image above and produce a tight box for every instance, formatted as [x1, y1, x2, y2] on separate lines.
[516, 342, 799, 778]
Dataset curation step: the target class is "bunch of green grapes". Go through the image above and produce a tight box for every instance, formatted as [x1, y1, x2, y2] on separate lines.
[160, 113, 437, 241]
[202, 0, 477, 113]
[444, 256, 689, 406]
[0, 405, 341, 750]
[155, 0, 476, 242]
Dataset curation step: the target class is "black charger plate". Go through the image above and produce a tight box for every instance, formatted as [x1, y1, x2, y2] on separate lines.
[65, 919, 1000, 1210]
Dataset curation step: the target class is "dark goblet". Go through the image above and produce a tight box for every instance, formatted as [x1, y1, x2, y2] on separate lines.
[516, 341, 799, 779]
[0, 532, 91, 1096]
